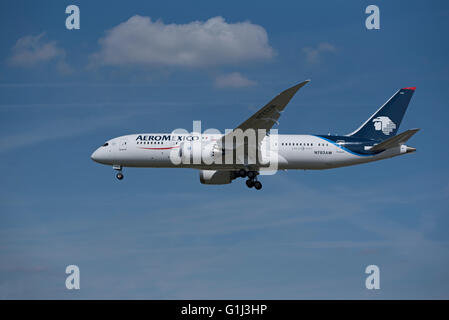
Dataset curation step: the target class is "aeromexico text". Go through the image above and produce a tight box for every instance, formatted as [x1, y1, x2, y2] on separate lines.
[136, 135, 200, 142]
[135, 128, 277, 143]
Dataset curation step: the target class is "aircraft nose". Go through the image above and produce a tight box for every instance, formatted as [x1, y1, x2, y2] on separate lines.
[91, 149, 100, 162]
[91, 147, 112, 164]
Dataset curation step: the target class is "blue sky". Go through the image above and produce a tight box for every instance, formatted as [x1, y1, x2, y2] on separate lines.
[0, 0, 448, 299]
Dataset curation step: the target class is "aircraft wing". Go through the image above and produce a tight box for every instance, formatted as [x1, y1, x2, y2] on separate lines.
[370, 128, 420, 152]
[216, 80, 309, 161]
[233, 80, 310, 133]
[216, 80, 310, 166]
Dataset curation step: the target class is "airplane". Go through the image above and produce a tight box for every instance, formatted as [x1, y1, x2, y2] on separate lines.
[91, 80, 419, 190]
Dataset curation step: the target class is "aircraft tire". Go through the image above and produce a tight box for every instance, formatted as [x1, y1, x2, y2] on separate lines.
[247, 171, 256, 179]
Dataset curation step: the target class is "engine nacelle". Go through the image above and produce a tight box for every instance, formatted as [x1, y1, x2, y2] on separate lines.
[199, 170, 232, 185]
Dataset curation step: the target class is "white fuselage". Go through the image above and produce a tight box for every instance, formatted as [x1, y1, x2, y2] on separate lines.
[91, 133, 410, 171]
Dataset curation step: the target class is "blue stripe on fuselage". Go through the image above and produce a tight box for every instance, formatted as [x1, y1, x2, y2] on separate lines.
[313, 135, 376, 157]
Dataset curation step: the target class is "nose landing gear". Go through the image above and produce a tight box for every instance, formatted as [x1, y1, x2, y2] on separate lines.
[113, 165, 124, 180]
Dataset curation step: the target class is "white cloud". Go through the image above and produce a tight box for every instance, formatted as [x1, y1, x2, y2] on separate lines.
[90, 16, 274, 68]
[302, 42, 336, 64]
[214, 72, 256, 88]
[8, 33, 66, 68]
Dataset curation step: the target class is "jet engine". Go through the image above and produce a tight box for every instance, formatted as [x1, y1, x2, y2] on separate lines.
[199, 170, 233, 185]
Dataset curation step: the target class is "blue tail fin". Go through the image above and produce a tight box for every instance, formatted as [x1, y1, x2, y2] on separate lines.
[348, 87, 416, 141]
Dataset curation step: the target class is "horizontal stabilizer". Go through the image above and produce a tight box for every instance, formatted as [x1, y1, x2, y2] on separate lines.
[370, 128, 420, 152]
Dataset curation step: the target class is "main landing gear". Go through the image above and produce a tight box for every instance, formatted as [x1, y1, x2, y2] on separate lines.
[233, 169, 262, 190]
[113, 165, 124, 180]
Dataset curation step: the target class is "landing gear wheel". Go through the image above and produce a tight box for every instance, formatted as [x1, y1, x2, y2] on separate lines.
[247, 171, 256, 179]
[254, 181, 262, 190]
[246, 179, 255, 188]
[238, 169, 247, 178]
[116, 172, 124, 180]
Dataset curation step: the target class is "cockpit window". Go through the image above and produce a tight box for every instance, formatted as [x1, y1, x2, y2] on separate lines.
[102, 142, 109, 147]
